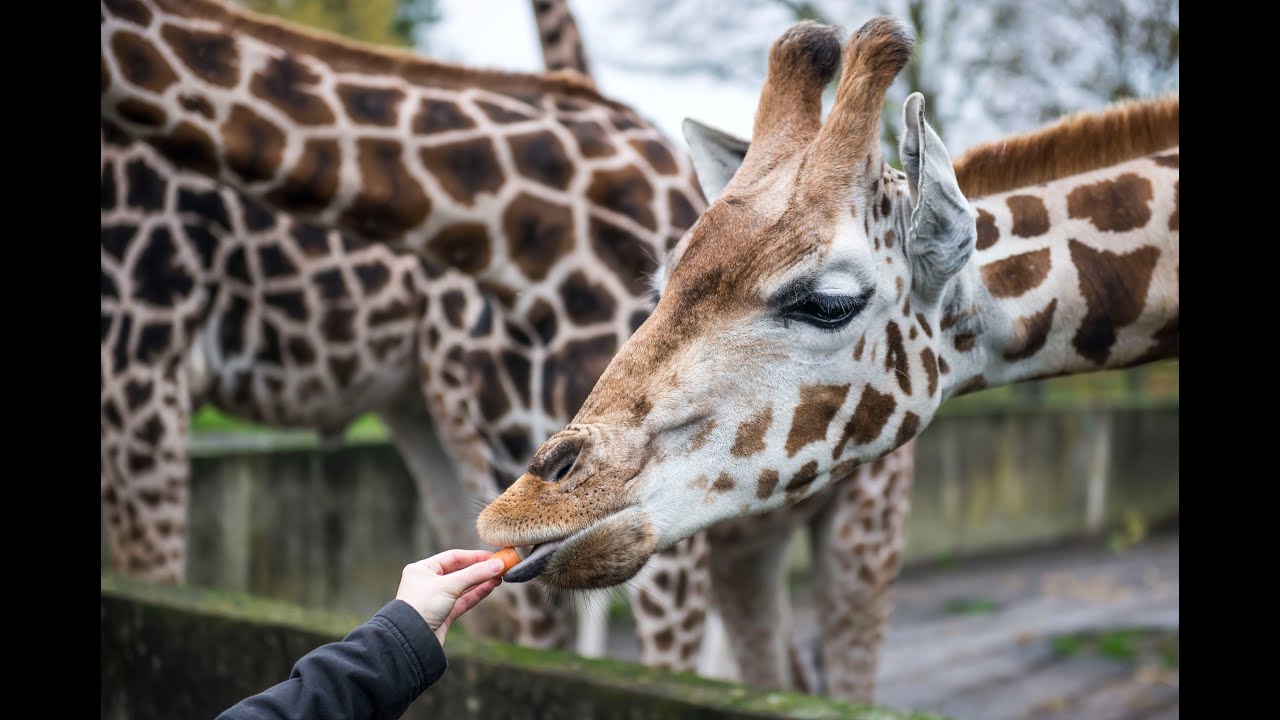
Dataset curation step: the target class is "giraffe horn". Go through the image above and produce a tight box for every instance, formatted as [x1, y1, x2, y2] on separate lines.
[810, 17, 915, 190]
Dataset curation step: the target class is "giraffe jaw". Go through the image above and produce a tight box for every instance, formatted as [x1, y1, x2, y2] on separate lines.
[489, 506, 658, 589]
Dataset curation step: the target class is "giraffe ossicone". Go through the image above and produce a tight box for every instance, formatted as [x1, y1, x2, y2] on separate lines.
[476, 17, 1179, 591]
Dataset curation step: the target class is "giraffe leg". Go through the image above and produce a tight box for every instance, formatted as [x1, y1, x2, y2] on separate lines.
[706, 524, 796, 690]
[807, 441, 916, 702]
[628, 531, 710, 671]
[101, 361, 193, 583]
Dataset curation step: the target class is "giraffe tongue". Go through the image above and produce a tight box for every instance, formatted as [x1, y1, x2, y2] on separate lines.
[502, 541, 562, 583]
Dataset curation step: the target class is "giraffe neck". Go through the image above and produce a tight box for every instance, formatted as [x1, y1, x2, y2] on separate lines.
[531, 0, 593, 79]
[938, 148, 1179, 399]
[100, 0, 659, 255]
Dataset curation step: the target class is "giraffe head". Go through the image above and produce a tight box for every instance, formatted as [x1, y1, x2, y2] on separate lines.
[478, 18, 977, 589]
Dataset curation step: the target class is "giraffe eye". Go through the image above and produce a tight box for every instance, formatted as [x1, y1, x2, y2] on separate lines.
[781, 289, 872, 331]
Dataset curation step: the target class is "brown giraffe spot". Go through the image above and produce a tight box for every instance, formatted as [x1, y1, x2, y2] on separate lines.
[1004, 298, 1058, 361]
[1169, 181, 1178, 231]
[412, 98, 475, 133]
[336, 84, 404, 127]
[629, 139, 678, 175]
[731, 405, 773, 457]
[628, 395, 652, 424]
[895, 276, 903, 301]
[1131, 316, 1179, 365]
[547, 335, 617, 417]
[501, 351, 532, 407]
[1006, 195, 1050, 237]
[527, 298, 557, 344]
[221, 104, 286, 183]
[369, 299, 414, 326]
[507, 131, 574, 190]
[884, 321, 912, 395]
[689, 419, 718, 453]
[710, 473, 736, 494]
[954, 375, 987, 395]
[669, 189, 701, 231]
[852, 336, 865, 361]
[833, 384, 896, 458]
[151, 122, 219, 178]
[559, 271, 616, 325]
[250, 56, 334, 125]
[178, 93, 215, 119]
[588, 166, 657, 231]
[953, 333, 976, 352]
[921, 348, 938, 396]
[497, 426, 533, 466]
[370, 337, 404, 362]
[653, 629, 675, 653]
[321, 308, 356, 343]
[160, 23, 238, 87]
[441, 290, 467, 328]
[974, 207, 1000, 250]
[1067, 173, 1154, 232]
[884, 228, 896, 249]
[909, 326, 917, 340]
[476, 99, 535, 124]
[903, 297, 912, 318]
[311, 269, 346, 300]
[916, 312, 933, 338]
[831, 458, 861, 484]
[327, 355, 359, 388]
[1068, 239, 1161, 364]
[980, 248, 1052, 299]
[880, 193, 891, 220]
[784, 385, 850, 457]
[894, 412, 920, 448]
[257, 245, 295, 278]
[105, 0, 152, 25]
[610, 111, 641, 131]
[559, 119, 614, 158]
[286, 337, 316, 366]
[428, 223, 492, 273]
[115, 98, 166, 128]
[111, 31, 178, 93]
[590, 218, 658, 295]
[504, 193, 575, 282]
[675, 570, 690, 608]
[784, 461, 820, 504]
[420, 138, 504, 206]
[354, 262, 391, 295]
[688, 475, 709, 490]
[938, 355, 949, 374]
[468, 351, 511, 423]
[756, 469, 780, 500]
[340, 139, 430, 240]
[242, 201, 275, 232]
[653, 571, 671, 591]
[1152, 152, 1178, 168]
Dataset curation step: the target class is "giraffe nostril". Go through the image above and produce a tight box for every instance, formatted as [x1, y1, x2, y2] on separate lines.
[531, 433, 587, 484]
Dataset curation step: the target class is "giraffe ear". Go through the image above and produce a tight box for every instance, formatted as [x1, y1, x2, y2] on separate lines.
[900, 92, 976, 302]
[682, 118, 750, 203]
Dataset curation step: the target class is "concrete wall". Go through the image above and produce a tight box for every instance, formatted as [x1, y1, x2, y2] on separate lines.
[100, 573, 937, 720]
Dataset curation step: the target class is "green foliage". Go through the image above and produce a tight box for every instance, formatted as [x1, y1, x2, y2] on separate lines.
[1049, 627, 1178, 670]
[943, 596, 999, 615]
[231, 0, 440, 49]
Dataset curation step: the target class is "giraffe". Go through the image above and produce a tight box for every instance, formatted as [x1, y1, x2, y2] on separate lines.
[100, 0, 714, 667]
[474, 17, 1178, 702]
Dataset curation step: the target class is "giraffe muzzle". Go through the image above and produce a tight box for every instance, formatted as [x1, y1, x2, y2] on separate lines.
[502, 540, 563, 583]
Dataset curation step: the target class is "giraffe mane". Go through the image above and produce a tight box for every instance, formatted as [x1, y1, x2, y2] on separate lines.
[165, 0, 628, 110]
[951, 94, 1179, 199]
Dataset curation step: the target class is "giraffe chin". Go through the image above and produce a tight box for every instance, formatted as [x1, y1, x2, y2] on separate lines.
[505, 507, 658, 590]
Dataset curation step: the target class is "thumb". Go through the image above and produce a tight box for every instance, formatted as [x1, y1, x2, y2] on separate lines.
[442, 557, 505, 596]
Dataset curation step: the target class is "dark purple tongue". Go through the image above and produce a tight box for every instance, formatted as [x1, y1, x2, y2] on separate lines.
[503, 541, 562, 583]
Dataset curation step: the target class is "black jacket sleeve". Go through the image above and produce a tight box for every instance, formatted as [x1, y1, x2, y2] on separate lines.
[216, 599, 448, 720]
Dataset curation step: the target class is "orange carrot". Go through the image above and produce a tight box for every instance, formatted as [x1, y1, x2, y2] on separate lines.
[490, 547, 521, 574]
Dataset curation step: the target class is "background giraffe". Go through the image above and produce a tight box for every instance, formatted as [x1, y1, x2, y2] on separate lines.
[475, 18, 1178, 702]
[101, 0, 713, 666]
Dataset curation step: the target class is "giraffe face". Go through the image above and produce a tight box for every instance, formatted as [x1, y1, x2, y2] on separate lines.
[478, 18, 977, 589]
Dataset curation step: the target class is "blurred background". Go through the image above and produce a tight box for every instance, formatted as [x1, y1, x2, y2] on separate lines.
[111, 2, 1178, 718]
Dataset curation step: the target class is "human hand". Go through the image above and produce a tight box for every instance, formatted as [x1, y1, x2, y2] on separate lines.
[396, 549, 505, 645]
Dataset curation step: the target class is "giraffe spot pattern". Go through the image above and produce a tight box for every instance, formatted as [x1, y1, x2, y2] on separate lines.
[508, 130, 574, 190]
[160, 23, 239, 87]
[1004, 298, 1058, 361]
[104, 0, 152, 25]
[504, 193, 575, 282]
[975, 208, 999, 250]
[221, 104, 286, 183]
[412, 98, 475, 133]
[559, 271, 616, 325]
[980, 248, 1052, 299]
[151, 122, 220, 178]
[116, 98, 167, 128]
[419, 138, 504, 206]
[336, 84, 405, 127]
[784, 460, 820, 504]
[112, 30, 178, 93]
[587, 166, 657, 232]
[883, 321, 911, 395]
[1068, 239, 1160, 364]
[1006, 194, 1050, 237]
[339, 139, 430, 239]
[250, 56, 335, 125]
[178, 94, 216, 119]
[589, 218, 657, 295]
[894, 412, 920, 448]
[784, 384, 850, 457]
[428, 223, 492, 273]
[629, 139, 678, 175]
[564, 119, 617, 158]
[731, 405, 773, 457]
[920, 348, 938, 396]
[1067, 173, 1154, 232]
[833, 385, 896, 459]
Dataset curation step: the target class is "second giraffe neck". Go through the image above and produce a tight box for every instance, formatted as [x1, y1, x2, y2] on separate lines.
[938, 148, 1179, 398]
